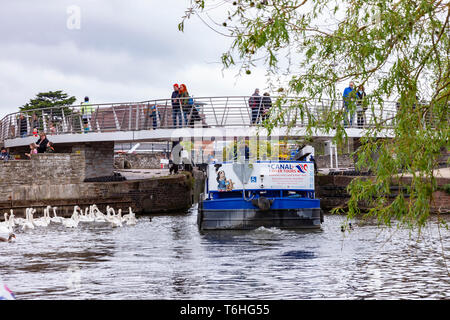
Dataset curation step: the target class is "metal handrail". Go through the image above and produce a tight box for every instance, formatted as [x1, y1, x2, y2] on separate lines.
[0, 96, 424, 142]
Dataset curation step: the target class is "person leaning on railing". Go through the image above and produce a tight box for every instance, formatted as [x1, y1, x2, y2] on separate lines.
[342, 81, 355, 127]
[249, 88, 262, 124]
[171, 84, 182, 128]
[179, 84, 191, 127]
[81, 96, 94, 133]
[261, 92, 272, 122]
[17, 114, 28, 138]
[356, 85, 367, 128]
[149, 104, 158, 129]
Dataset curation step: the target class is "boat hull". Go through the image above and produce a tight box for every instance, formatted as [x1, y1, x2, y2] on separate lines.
[198, 207, 323, 230]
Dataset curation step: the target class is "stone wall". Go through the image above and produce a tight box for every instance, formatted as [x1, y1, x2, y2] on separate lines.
[72, 142, 114, 179]
[316, 154, 355, 169]
[0, 154, 85, 198]
[316, 175, 450, 213]
[0, 172, 199, 218]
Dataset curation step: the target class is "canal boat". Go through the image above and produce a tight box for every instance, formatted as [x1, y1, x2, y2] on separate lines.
[197, 161, 323, 230]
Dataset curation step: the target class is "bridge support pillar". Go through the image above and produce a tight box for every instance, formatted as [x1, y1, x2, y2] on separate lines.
[72, 141, 115, 180]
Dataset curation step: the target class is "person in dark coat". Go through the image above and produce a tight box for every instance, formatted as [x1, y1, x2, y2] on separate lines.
[36, 132, 49, 153]
[249, 88, 262, 124]
[18, 114, 28, 138]
[171, 84, 182, 128]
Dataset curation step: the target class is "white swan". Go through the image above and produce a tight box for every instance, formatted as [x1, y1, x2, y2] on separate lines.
[33, 208, 50, 227]
[92, 205, 107, 223]
[21, 209, 35, 231]
[50, 207, 64, 224]
[72, 206, 82, 219]
[79, 207, 94, 223]
[122, 207, 137, 226]
[0, 212, 13, 234]
[8, 210, 16, 228]
[109, 208, 123, 228]
[62, 209, 79, 228]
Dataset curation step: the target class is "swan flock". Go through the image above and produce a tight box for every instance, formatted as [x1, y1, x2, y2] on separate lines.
[0, 205, 138, 234]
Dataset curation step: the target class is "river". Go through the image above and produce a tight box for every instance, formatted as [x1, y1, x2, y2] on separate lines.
[0, 207, 448, 300]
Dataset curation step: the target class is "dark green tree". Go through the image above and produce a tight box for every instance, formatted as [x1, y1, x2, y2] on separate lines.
[20, 90, 76, 114]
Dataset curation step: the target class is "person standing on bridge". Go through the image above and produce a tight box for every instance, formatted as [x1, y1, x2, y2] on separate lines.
[81, 96, 94, 133]
[18, 114, 28, 138]
[179, 84, 191, 127]
[149, 104, 158, 129]
[31, 113, 40, 137]
[171, 84, 182, 128]
[261, 92, 272, 123]
[343, 81, 355, 127]
[356, 85, 367, 128]
[249, 88, 262, 125]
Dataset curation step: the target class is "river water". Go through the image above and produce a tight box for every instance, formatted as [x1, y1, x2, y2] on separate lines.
[0, 207, 449, 300]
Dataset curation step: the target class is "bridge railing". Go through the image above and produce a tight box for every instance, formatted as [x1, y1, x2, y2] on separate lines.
[0, 96, 400, 141]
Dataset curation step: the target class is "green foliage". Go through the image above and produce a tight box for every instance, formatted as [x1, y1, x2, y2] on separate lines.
[440, 184, 450, 195]
[182, 0, 450, 231]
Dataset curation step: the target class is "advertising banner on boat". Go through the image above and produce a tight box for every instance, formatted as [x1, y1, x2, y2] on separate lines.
[208, 162, 315, 192]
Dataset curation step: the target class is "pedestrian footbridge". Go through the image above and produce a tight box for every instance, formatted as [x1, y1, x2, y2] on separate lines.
[1, 96, 397, 148]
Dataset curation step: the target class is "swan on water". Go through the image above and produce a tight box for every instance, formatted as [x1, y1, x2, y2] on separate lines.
[33, 208, 50, 227]
[0, 212, 13, 234]
[90, 204, 107, 223]
[79, 207, 94, 223]
[109, 208, 123, 228]
[122, 207, 137, 226]
[50, 207, 64, 224]
[21, 209, 35, 231]
[62, 209, 79, 228]
[8, 210, 16, 228]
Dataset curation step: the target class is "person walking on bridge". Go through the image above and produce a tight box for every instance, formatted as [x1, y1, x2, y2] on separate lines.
[171, 84, 182, 128]
[81, 96, 94, 133]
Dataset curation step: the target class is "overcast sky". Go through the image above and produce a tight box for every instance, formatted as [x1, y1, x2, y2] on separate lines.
[0, 0, 270, 119]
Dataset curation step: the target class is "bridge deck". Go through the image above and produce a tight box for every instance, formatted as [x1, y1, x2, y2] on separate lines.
[1, 96, 398, 147]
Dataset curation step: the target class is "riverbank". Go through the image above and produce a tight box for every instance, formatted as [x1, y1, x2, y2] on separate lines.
[316, 170, 450, 213]
[0, 154, 205, 218]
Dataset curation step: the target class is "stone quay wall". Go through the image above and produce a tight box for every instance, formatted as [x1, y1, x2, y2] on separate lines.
[316, 175, 450, 213]
[0, 152, 201, 218]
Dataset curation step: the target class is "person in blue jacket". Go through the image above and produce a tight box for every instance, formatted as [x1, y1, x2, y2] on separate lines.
[343, 81, 355, 127]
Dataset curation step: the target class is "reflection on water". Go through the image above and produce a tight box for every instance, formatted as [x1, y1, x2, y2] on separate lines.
[0, 206, 449, 300]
